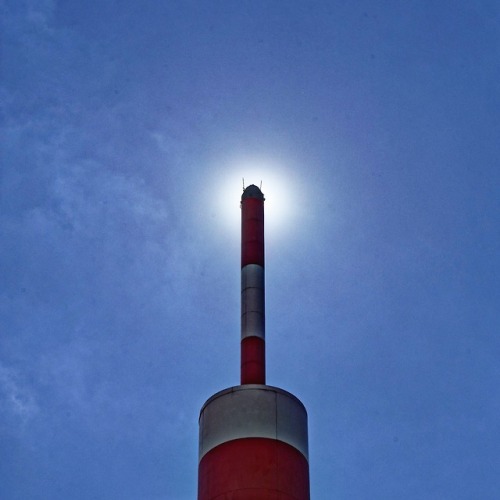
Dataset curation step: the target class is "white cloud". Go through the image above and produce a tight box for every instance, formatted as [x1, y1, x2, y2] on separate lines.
[26, 0, 55, 34]
[0, 362, 39, 425]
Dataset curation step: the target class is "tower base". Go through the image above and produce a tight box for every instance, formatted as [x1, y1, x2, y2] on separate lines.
[198, 385, 310, 500]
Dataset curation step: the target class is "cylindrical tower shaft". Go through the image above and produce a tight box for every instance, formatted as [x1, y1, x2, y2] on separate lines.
[240, 185, 265, 384]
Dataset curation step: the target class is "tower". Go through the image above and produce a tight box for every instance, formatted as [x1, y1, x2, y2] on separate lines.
[197, 185, 310, 499]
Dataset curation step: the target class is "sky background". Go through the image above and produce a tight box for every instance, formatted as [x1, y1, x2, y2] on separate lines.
[1, 1, 500, 499]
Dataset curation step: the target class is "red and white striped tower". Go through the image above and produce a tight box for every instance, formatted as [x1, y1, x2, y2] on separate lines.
[240, 184, 266, 385]
[198, 184, 310, 500]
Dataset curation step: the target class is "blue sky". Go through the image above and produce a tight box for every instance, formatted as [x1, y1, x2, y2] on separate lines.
[1, 1, 499, 499]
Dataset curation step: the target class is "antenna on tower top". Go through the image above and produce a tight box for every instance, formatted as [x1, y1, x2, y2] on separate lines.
[260, 180, 262, 190]
[242, 178, 245, 191]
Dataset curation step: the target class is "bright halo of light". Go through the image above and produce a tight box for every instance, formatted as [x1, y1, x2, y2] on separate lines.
[212, 158, 299, 240]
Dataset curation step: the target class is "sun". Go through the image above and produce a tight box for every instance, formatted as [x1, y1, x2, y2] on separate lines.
[211, 158, 300, 240]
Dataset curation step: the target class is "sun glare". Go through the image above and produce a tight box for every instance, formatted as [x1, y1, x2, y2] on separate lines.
[211, 159, 299, 240]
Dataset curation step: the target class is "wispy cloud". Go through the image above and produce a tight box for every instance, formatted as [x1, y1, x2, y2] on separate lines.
[0, 363, 39, 426]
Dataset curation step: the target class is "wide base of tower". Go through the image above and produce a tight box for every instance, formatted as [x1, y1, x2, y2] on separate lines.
[198, 385, 310, 500]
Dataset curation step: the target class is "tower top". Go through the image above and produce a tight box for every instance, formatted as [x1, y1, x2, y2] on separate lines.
[241, 184, 265, 201]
